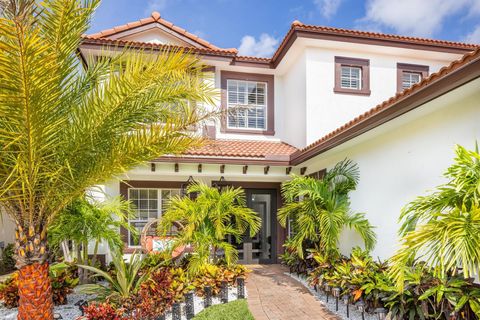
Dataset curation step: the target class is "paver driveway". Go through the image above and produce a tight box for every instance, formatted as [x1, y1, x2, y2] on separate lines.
[246, 264, 340, 320]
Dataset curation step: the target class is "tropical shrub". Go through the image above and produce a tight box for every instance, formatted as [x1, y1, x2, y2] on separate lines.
[391, 145, 480, 289]
[299, 248, 480, 319]
[0, 272, 19, 308]
[0, 243, 15, 274]
[193, 264, 249, 296]
[134, 267, 194, 318]
[159, 183, 261, 274]
[278, 159, 376, 259]
[82, 302, 127, 320]
[49, 262, 80, 305]
[280, 238, 317, 274]
[49, 196, 137, 283]
[141, 251, 174, 271]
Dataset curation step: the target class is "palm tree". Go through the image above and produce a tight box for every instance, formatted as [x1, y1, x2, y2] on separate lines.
[0, 0, 215, 318]
[390, 144, 480, 290]
[278, 159, 377, 259]
[48, 195, 136, 283]
[159, 183, 261, 274]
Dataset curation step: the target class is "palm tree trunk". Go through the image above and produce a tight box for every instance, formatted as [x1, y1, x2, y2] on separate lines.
[17, 262, 53, 320]
[60, 241, 72, 262]
[90, 240, 99, 267]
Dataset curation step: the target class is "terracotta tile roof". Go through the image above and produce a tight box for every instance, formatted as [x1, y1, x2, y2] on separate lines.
[184, 139, 298, 159]
[291, 47, 480, 164]
[80, 37, 238, 56]
[85, 11, 223, 51]
[271, 21, 478, 64]
[82, 15, 478, 68]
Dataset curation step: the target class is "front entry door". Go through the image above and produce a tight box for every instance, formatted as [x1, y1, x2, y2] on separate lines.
[237, 189, 277, 264]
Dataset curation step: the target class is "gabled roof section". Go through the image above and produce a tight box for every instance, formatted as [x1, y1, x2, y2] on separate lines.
[84, 11, 222, 50]
[80, 37, 238, 57]
[271, 21, 479, 67]
[291, 47, 480, 165]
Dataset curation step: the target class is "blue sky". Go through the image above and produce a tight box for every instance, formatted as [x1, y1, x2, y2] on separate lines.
[89, 0, 480, 57]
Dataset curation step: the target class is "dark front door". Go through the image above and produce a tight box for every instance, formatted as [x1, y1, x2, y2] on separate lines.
[237, 189, 277, 264]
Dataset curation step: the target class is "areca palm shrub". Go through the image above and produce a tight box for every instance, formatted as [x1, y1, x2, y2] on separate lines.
[278, 159, 376, 259]
[390, 145, 480, 290]
[0, 0, 215, 318]
[48, 196, 136, 283]
[159, 183, 261, 274]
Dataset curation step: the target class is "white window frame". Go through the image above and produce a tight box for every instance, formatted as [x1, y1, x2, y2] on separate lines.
[340, 66, 362, 90]
[226, 79, 268, 131]
[402, 71, 422, 90]
[127, 188, 180, 247]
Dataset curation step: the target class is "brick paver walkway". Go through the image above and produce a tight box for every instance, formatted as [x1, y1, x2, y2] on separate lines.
[246, 264, 340, 320]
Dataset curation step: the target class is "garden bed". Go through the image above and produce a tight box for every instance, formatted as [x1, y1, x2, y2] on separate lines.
[0, 285, 247, 320]
[287, 272, 376, 320]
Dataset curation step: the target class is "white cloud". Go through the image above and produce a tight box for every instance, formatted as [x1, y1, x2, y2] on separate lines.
[145, 0, 169, 15]
[238, 33, 279, 57]
[313, 0, 342, 19]
[464, 24, 480, 43]
[358, 0, 475, 37]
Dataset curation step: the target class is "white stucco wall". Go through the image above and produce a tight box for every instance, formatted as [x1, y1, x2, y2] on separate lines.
[300, 77, 480, 260]
[304, 46, 457, 145]
[0, 210, 15, 245]
[279, 52, 307, 147]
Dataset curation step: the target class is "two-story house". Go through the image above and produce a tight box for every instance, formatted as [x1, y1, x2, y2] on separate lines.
[75, 11, 480, 264]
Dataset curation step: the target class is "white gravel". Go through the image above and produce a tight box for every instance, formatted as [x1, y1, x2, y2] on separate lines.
[286, 272, 377, 320]
[0, 290, 91, 320]
[0, 286, 246, 320]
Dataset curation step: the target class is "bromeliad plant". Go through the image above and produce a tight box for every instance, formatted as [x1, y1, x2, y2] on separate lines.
[159, 183, 261, 274]
[0, 0, 215, 317]
[278, 159, 377, 259]
[77, 251, 150, 304]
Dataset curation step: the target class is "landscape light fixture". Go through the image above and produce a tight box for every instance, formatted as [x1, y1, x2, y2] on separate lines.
[343, 293, 351, 318]
[332, 287, 341, 311]
[374, 307, 387, 320]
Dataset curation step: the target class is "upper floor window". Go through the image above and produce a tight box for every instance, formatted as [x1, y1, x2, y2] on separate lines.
[340, 66, 362, 90]
[227, 80, 267, 130]
[397, 63, 429, 93]
[334, 56, 371, 96]
[221, 71, 275, 135]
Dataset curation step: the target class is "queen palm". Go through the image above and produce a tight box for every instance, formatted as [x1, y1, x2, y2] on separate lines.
[159, 183, 261, 274]
[0, 0, 215, 318]
[390, 144, 480, 290]
[278, 159, 376, 259]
